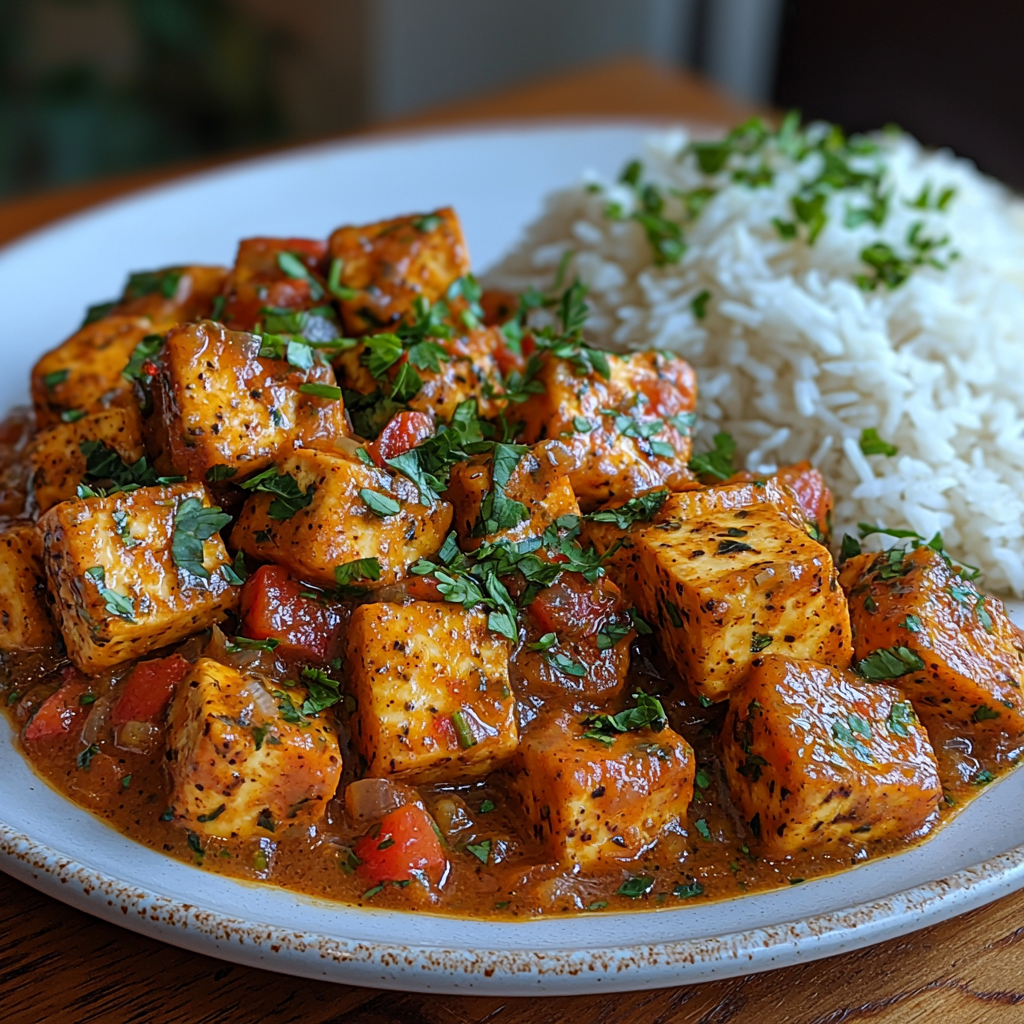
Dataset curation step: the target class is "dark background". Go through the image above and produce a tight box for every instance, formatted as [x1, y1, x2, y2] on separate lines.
[1, 0, 1021, 200]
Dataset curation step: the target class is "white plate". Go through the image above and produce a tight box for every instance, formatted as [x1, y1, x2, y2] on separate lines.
[2, 122, 1024, 995]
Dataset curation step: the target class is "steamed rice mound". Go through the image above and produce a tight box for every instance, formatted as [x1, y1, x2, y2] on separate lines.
[486, 122, 1024, 595]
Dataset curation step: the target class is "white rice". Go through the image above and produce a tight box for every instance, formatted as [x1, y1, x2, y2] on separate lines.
[486, 125, 1024, 595]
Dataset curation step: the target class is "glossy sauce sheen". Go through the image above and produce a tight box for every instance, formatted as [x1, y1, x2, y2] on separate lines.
[0, 632, 1006, 919]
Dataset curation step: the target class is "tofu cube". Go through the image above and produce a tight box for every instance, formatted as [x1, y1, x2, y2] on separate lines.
[28, 406, 146, 513]
[516, 351, 697, 511]
[113, 265, 229, 331]
[606, 503, 852, 702]
[346, 602, 516, 782]
[334, 324, 507, 428]
[145, 321, 349, 481]
[583, 477, 814, 577]
[445, 442, 580, 551]
[40, 484, 240, 672]
[722, 655, 942, 856]
[220, 237, 328, 331]
[0, 525, 58, 651]
[231, 447, 452, 589]
[31, 316, 153, 429]
[840, 545, 1024, 758]
[511, 710, 695, 866]
[328, 208, 469, 335]
[166, 657, 342, 838]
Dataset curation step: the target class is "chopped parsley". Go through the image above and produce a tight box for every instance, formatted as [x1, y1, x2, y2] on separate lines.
[585, 489, 668, 529]
[688, 431, 736, 481]
[856, 645, 925, 680]
[581, 692, 667, 745]
[239, 467, 314, 519]
[171, 497, 232, 580]
[859, 428, 898, 457]
[84, 565, 135, 622]
[359, 487, 401, 518]
[616, 874, 655, 898]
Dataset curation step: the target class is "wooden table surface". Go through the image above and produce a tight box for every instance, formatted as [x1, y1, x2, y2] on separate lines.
[2, 57, 1023, 1024]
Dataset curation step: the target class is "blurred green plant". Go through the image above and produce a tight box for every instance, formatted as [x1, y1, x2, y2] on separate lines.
[0, 0, 283, 196]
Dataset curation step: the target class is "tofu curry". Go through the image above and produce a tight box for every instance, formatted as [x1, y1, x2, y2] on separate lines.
[2, 207, 1022, 918]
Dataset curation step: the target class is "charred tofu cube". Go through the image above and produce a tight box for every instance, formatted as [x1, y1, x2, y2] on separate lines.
[511, 710, 695, 866]
[722, 655, 942, 856]
[28, 406, 146, 514]
[516, 351, 697, 511]
[40, 484, 239, 672]
[230, 447, 452, 589]
[328, 208, 469, 335]
[31, 316, 154, 429]
[113, 265, 229, 330]
[167, 657, 342, 838]
[335, 324, 507, 429]
[0, 525, 58, 651]
[446, 442, 580, 551]
[145, 321, 349, 481]
[840, 545, 1024, 759]
[346, 602, 516, 782]
[220, 237, 328, 332]
[608, 504, 852, 702]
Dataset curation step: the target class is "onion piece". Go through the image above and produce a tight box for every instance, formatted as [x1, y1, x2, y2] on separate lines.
[80, 695, 113, 747]
[115, 720, 160, 752]
[344, 778, 417, 822]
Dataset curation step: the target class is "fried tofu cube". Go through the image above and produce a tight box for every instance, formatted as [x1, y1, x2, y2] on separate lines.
[346, 602, 516, 782]
[113, 265, 229, 330]
[40, 484, 239, 672]
[328, 207, 469, 335]
[145, 321, 349, 481]
[607, 504, 852, 702]
[446, 442, 580, 551]
[31, 316, 153, 429]
[0, 525, 58, 651]
[583, 477, 814, 577]
[230, 447, 452, 589]
[28, 406, 146, 514]
[840, 545, 1024, 758]
[515, 351, 697, 511]
[167, 657, 342, 838]
[722, 655, 942, 856]
[220, 237, 328, 331]
[511, 710, 695, 866]
[335, 324, 507, 428]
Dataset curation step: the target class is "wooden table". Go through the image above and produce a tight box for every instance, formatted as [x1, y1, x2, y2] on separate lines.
[2, 57, 1023, 1024]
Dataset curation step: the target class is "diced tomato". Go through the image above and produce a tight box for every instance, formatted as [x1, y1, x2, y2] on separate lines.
[111, 655, 191, 726]
[354, 804, 447, 887]
[241, 564, 344, 661]
[368, 411, 435, 467]
[527, 573, 624, 639]
[493, 331, 535, 378]
[24, 672, 90, 743]
[479, 289, 519, 327]
[775, 461, 833, 541]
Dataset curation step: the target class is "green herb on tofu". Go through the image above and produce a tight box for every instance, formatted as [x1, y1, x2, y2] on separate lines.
[299, 667, 343, 715]
[359, 487, 401, 518]
[239, 468, 314, 520]
[856, 645, 925, 680]
[171, 497, 232, 580]
[83, 565, 135, 622]
[585, 489, 668, 529]
[581, 692, 667, 745]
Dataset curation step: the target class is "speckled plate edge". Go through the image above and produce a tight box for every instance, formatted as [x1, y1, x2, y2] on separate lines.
[3, 820, 1023, 994]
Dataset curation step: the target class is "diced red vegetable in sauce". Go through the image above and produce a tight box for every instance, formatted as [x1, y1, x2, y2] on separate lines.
[479, 289, 519, 327]
[111, 654, 191, 726]
[240, 564, 344, 661]
[23, 672, 90, 743]
[527, 573, 624, 639]
[354, 804, 447, 887]
[775, 461, 833, 540]
[368, 411, 435, 467]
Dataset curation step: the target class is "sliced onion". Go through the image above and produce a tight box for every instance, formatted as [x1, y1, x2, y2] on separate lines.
[80, 695, 113, 747]
[344, 778, 416, 822]
[243, 677, 280, 721]
[115, 720, 160, 752]
[431, 794, 474, 840]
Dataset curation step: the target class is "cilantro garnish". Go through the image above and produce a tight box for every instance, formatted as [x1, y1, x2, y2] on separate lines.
[585, 489, 668, 529]
[84, 565, 135, 622]
[859, 428, 898, 457]
[581, 692, 667, 745]
[239, 467, 314, 519]
[855, 645, 925, 680]
[299, 666, 343, 715]
[171, 497, 232, 580]
[688, 432, 736, 480]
